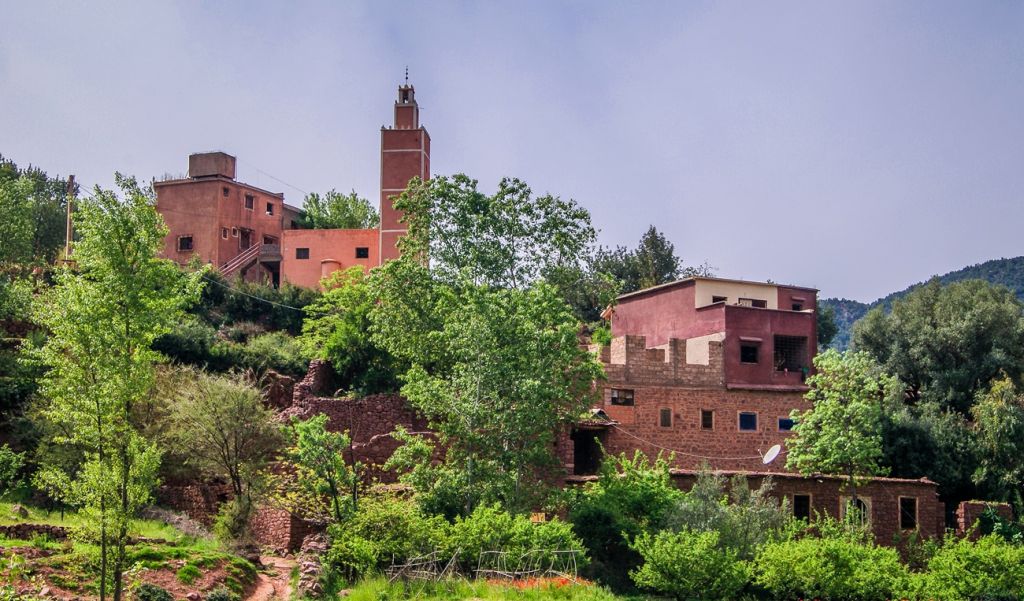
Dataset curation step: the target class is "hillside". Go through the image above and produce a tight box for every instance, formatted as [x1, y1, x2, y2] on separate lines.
[821, 256, 1024, 349]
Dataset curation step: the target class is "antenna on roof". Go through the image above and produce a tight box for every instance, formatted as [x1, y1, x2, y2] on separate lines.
[761, 444, 782, 465]
[404, 66, 409, 85]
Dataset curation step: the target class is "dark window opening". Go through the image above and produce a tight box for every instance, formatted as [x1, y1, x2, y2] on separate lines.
[610, 388, 634, 406]
[792, 303, 803, 311]
[266, 202, 274, 215]
[740, 343, 759, 364]
[231, 227, 238, 237]
[221, 227, 228, 239]
[793, 495, 811, 521]
[659, 408, 672, 428]
[701, 409, 714, 430]
[222, 186, 230, 197]
[244, 194, 254, 210]
[571, 429, 603, 476]
[712, 295, 727, 303]
[778, 417, 794, 431]
[900, 497, 917, 530]
[774, 335, 808, 372]
[263, 235, 277, 245]
[739, 412, 757, 431]
[177, 236, 193, 252]
[239, 229, 252, 250]
[356, 247, 369, 259]
[296, 248, 310, 260]
[738, 297, 767, 308]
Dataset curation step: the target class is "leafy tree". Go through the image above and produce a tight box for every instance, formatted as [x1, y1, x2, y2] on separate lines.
[972, 377, 1024, 508]
[373, 174, 602, 514]
[300, 267, 399, 394]
[0, 154, 74, 264]
[297, 189, 379, 230]
[33, 174, 197, 601]
[0, 444, 25, 496]
[593, 225, 713, 296]
[283, 414, 359, 523]
[853, 279, 1024, 414]
[169, 369, 282, 516]
[0, 176, 35, 265]
[787, 350, 896, 505]
[817, 303, 838, 348]
[630, 529, 750, 601]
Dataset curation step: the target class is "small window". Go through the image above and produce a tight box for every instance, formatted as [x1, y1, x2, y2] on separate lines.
[774, 335, 809, 372]
[296, 248, 310, 260]
[712, 295, 727, 303]
[177, 236, 193, 252]
[244, 194, 254, 210]
[222, 186, 230, 197]
[792, 303, 803, 311]
[266, 202, 274, 215]
[842, 497, 871, 525]
[739, 412, 757, 431]
[610, 388, 634, 406]
[793, 495, 811, 521]
[659, 408, 672, 428]
[221, 227, 228, 239]
[700, 409, 714, 430]
[900, 497, 918, 530]
[355, 247, 370, 259]
[231, 227, 238, 237]
[740, 343, 759, 364]
[778, 417, 794, 431]
[738, 297, 767, 308]
[263, 235, 276, 245]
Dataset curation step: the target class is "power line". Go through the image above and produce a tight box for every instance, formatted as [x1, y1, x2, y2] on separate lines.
[200, 274, 329, 316]
[236, 159, 309, 197]
[608, 423, 784, 463]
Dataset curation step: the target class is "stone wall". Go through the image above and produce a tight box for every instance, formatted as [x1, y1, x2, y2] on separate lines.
[155, 483, 232, 526]
[955, 500, 1015, 539]
[249, 507, 319, 554]
[0, 524, 70, 541]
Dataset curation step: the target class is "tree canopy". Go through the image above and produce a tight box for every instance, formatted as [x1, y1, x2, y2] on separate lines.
[0, 154, 73, 264]
[298, 189, 379, 230]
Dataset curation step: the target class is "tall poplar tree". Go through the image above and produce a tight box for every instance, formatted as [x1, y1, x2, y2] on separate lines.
[35, 174, 197, 601]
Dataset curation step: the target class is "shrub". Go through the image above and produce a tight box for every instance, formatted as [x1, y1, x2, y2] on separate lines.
[205, 586, 238, 601]
[915, 534, 1024, 601]
[176, 563, 202, 585]
[752, 535, 909, 601]
[630, 529, 749, 601]
[237, 332, 309, 377]
[213, 497, 255, 544]
[134, 583, 173, 601]
[447, 504, 587, 571]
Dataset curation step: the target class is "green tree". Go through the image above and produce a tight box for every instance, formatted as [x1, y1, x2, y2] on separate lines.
[787, 350, 895, 505]
[972, 377, 1024, 508]
[33, 174, 197, 601]
[817, 303, 838, 348]
[168, 368, 282, 540]
[373, 174, 603, 514]
[283, 415, 359, 523]
[853, 279, 1024, 414]
[298, 189, 379, 229]
[593, 225, 712, 296]
[0, 154, 74, 264]
[0, 176, 35, 265]
[299, 267, 399, 394]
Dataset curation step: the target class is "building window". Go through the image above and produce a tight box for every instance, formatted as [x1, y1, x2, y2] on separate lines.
[900, 497, 918, 530]
[177, 236, 193, 252]
[610, 388, 634, 406]
[774, 335, 808, 372]
[841, 497, 871, 525]
[701, 409, 714, 430]
[712, 295, 727, 303]
[231, 227, 238, 237]
[740, 343, 759, 364]
[222, 186, 230, 197]
[793, 494, 811, 521]
[244, 194, 254, 210]
[221, 227, 228, 239]
[266, 202, 274, 215]
[355, 247, 369, 259]
[659, 408, 672, 428]
[778, 417, 794, 431]
[738, 297, 767, 308]
[739, 411, 757, 431]
[296, 248, 310, 260]
[792, 303, 803, 311]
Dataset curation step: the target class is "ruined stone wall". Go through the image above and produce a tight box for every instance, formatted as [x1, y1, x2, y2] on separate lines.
[249, 507, 319, 554]
[955, 500, 1015, 539]
[155, 483, 232, 526]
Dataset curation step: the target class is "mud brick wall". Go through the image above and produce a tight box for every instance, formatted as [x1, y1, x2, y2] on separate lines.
[956, 500, 1015, 538]
[250, 507, 318, 554]
[155, 483, 232, 526]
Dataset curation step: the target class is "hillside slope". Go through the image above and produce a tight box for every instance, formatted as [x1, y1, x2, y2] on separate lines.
[821, 256, 1024, 349]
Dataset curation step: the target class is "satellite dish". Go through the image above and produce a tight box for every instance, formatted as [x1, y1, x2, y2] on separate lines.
[762, 444, 782, 465]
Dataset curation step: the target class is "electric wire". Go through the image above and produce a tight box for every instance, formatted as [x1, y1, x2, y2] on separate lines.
[608, 423, 786, 463]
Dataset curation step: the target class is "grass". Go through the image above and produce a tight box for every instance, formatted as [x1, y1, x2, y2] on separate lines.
[344, 576, 631, 601]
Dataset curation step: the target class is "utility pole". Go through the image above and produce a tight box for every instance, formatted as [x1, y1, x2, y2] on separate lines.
[64, 175, 75, 262]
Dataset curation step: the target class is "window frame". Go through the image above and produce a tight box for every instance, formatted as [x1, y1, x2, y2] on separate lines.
[355, 246, 370, 259]
[244, 194, 255, 210]
[738, 411, 758, 432]
[899, 497, 918, 530]
[659, 407, 672, 428]
[700, 409, 714, 430]
[793, 494, 812, 521]
[295, 248, 310, 260]
[266, 202, 274, 215]
[740, 343, 760, 364]
[610, 388, 634, 406]
[221, 227, 228, 240]
[176, 235, 194, 252]
[778, 416, 795, 432]
[840, 496, 872, 525]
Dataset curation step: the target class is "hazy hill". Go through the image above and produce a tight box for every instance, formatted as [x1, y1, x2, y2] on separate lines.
[821, 256, 1024, 349]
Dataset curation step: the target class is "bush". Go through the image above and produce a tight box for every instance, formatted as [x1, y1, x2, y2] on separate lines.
[213, 497, 255, 544]
[237, 332, 309, 377]
[134, 583, 173, 601]
[752, 534, 909, 601]
[447, 504, 587, 571]
[175, 563, 201, 585]
[205, 586, 238, 601]
[630, 529, 749, 601]
[915, 534, 1024, 601]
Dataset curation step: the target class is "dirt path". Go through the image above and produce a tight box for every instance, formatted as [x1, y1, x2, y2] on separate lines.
[247, 556, 296, 601]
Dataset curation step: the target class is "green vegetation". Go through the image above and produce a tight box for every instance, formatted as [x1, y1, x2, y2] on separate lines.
[298, 189, 380, 230]
[344, 577, 622, 601]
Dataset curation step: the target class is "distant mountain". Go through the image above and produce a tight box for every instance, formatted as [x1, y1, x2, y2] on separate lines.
[821, 256, 1024, 350]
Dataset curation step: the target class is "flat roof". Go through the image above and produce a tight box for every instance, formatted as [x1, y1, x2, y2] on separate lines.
[154, 175, 285, 199]
[617, 276, 818, 301]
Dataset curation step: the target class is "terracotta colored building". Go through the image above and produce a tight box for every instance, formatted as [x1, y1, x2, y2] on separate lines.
[564, 276, 944, 542]
[154, 82, 430, 288]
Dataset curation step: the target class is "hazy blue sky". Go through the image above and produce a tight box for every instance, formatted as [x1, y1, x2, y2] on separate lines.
[2, 1, 1021, 301]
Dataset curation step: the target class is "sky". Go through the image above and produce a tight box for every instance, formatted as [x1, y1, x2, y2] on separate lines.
[2, 1, 1022, 302]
